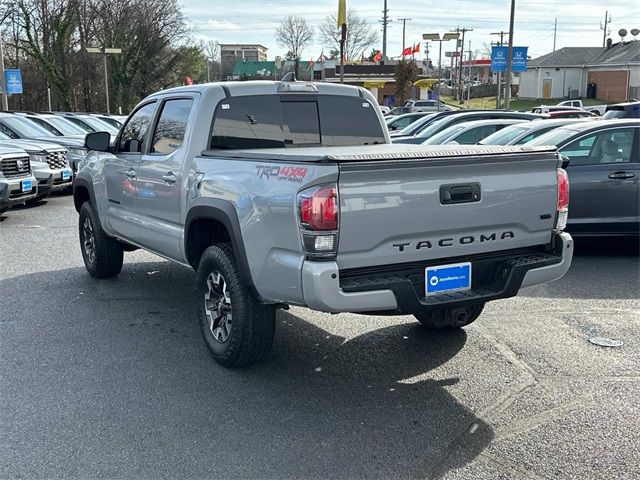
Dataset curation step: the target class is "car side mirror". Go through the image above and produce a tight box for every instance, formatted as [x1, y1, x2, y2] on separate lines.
[560, 154, 570, 169]
[85, 131, 111, 152]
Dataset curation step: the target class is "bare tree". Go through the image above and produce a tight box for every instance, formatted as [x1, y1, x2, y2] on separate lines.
[200, 39, 220, 81]
[318, 9, 378, 62]
[275, 15, 312, 78]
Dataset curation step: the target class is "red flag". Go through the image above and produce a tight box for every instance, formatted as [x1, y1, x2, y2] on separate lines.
[412, 43, 421, 54]
[373, 51, 382, 62]
[185, 76, 193, 85]
[401, 47, 412, 57]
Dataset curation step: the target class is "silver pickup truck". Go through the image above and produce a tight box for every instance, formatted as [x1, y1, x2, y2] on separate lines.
[73, 79, 573, 367]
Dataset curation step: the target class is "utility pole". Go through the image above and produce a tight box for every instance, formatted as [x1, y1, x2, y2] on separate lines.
[504, 0, 516, 109]
[451, 27, 472, 101]
[398, 17, 412, 55]
[553, 18, 558, 51]
[491, 30, 508, 108]
[380, 0, 391, 61]
[600, 11, 612, 47]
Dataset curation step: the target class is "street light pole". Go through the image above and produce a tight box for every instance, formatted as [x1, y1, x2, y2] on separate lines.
[87, 47, 122, 114]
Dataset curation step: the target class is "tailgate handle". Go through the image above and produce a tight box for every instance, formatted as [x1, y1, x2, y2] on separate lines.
[440, 183, 481, 205]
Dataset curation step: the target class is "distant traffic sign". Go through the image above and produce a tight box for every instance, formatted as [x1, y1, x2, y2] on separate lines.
[4, 69, 23, 95]
[445, 51, 461, 58]
[491, 46, 528, 72]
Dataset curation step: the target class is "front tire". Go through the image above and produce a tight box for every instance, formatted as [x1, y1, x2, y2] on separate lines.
[414, 302, 485, 329]
[196, 244, 275, 368]
[78, 202, 124, 278]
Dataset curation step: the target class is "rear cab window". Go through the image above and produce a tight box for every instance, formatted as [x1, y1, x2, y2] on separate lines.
[210, 95, 385, 149]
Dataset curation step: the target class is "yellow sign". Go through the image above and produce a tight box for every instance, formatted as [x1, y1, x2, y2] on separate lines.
[337, 0, 346, 26]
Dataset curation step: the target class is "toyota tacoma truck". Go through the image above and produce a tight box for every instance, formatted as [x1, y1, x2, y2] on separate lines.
[73, 79, 573, 367]
[0, 145, 38, 214]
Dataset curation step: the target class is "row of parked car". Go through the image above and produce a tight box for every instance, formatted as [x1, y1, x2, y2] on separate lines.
[0, 111, 125, 215]
[382, 101, 640, 237]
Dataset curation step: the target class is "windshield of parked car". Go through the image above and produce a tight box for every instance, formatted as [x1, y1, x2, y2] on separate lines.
[44, 116, 88, 135]
[422, 125, 466, 145]
[524, 127, 575, 146]
[414, 116, 456, 138]
[394, 114, 438, 136]
[77, 116, 120, 134]
[0, 116, 55, 138]
[480, 125, 529, 145]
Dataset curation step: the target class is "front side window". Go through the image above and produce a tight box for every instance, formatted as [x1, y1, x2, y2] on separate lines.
[561, 128, 636, 166]
[151, 98, 194, 154]
[118, 102, 157, 153]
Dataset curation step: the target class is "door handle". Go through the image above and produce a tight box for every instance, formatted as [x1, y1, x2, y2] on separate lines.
[162, 172, 177, 184]
[125, 168, 136, 179]
[608, 172, 635, 180]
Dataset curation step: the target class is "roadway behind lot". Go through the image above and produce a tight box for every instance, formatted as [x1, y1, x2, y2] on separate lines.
[1, 194, 639, 479]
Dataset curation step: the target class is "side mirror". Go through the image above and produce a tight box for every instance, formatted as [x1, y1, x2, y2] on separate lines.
[85, 131, 111, 152]
[560, 154, 570, 169]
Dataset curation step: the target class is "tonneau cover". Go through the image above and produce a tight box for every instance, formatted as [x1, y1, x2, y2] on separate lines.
[201, 144, 558, 163]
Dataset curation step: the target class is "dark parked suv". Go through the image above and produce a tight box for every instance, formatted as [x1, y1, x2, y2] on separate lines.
[602, 101, 640, 120]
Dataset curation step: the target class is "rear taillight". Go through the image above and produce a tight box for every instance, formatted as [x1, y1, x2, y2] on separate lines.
[555, 168, 569, 231]
[297, 183, 339, 258]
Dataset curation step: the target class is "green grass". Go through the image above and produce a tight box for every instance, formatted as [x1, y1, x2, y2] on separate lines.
[439, 96, 611, 111]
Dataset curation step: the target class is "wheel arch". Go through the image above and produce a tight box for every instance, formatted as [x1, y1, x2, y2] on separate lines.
[185, 202, 256, 294]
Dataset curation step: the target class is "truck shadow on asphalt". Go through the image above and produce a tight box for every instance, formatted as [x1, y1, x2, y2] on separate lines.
[1, 262, 493, 479]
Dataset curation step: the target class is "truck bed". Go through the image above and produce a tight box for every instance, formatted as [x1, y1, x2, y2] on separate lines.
[202, 144, 558, 164]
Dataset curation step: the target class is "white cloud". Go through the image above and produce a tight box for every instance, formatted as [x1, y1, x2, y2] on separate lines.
[206, 19, 241, 31]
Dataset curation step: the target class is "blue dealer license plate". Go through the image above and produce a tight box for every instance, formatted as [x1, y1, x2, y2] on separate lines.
[62, 170, 71, 181]
[425, 262, 472, 296]
[21, 179, 33, 193]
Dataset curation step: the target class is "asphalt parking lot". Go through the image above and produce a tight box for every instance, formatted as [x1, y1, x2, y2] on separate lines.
[1, 194, 639, 479]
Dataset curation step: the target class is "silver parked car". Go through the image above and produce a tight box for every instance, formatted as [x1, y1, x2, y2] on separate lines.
[421, 119, 528, 145]
[527, 119, 639, 237]
[405, 99, 451, 113]
[479, 118, 594, 146]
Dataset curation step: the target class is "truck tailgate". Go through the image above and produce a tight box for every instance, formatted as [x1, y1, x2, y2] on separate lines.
[336, 147, 560, 270]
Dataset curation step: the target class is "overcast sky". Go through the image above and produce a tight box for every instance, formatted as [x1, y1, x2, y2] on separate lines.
[182, 0, 640, 61]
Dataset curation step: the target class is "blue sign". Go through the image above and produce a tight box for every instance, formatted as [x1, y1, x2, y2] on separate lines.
[512, 47, 528, 72]
[425, 262, 472, 296]
[491, 46, 528, 72]
[4, 69, 23, 95]
[491, 46, 507, 72]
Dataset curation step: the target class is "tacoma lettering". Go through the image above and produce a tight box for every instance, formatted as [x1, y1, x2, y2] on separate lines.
[393, 231, 516, 251]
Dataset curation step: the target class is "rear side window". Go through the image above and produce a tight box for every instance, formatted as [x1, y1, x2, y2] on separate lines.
[211, 95, 385, 149]
[151, 98, 194, 154]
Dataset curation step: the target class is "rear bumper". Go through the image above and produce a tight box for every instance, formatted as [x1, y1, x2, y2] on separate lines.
[301, 232, 573, 314]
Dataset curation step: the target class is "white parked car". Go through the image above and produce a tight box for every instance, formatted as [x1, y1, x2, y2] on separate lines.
[405, 99, 451, 113]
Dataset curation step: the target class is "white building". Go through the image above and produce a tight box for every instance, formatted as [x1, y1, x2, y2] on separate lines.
[518, 42, 640, 102]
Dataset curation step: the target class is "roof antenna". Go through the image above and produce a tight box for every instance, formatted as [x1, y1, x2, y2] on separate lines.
[281, 72, 297, 82]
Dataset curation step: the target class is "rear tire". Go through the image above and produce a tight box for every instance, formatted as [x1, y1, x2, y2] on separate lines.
[78, 202, 124, 278]
[414, 302, 485, 329]
[196, 244, 275, 368]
